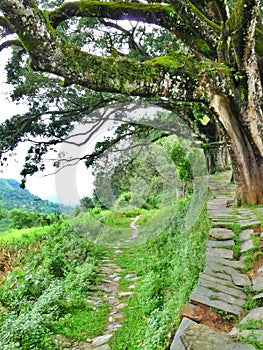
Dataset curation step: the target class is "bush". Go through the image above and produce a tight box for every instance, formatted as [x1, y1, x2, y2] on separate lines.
[0, 223, 103, 349]
[8, 209, 61, 229]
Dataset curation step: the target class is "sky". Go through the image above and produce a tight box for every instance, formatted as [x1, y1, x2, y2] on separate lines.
[0, 7, 152, 206]
[0, 48, 98, 205]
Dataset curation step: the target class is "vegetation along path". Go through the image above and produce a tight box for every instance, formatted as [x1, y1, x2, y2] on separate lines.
[63, 217, 141, 350]
[171, 172, 263, 350]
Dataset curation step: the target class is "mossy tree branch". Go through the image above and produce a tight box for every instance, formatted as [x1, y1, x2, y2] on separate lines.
[0, 0, 233, 102]
[0, 15, 13, 35]
[0, 39, 23, 52]
[47, 1, 219, 59]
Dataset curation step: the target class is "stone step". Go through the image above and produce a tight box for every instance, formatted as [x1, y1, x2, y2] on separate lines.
[198, 280, 245, 305]
[240, 240, 255, 252]
[239, 307, 263, 323]
[206, 240, 235, 248]
[204, 266, 233, 282]
[94, 344, 111, 350]
[206, 255, 246, 269]
[180, 323, 256, 350]
[230, 328, 263, 342]
[170, 317, 197, 350]
[199, 274, 246, 299]
[252, 276, 263, 292]
[239, 229, 254, 241]
[237, 220, 261, 228]
[190, 286, 243, 315]
[206, 247, 233, 259]
[92, 334, 112, 347]
[205, 261, 251, 286]
[253, 292, 263, 300]
[209, 228, 235, 240]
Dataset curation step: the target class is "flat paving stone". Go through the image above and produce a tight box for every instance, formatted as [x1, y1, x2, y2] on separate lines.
[253, 292, 263, 300]
[237, 220, 261, 228]
[199, 274, 246, 299]
[210, 216, 236, 222]
[197, 283, 245, 306]
[254, 207, 263, 215]
[252, 276, 263, 292]
[230, 327, 263, 344]
[206, 247, 233, 259]
[190, 286, 243, 315]
[230, 329, 263, 342]
[206, 255, 246, 269]
[209, 228, 235, 240]
[180, 323, 255, 350]
[118, 291, 134, 297]
[240, 307, 263, 323]
[239, 229, 254, 241]
[231, 270, 251, 287]
[205, 261, 251, 286]
[170, 317, 197, 350]
[214, 263, 250, 285]
[205, 266, 233, 281]
[200, 272, 240, 287]
[240, 240, 255, 252]
[206, 240, 235, 248]
[92, 334, 112, 347]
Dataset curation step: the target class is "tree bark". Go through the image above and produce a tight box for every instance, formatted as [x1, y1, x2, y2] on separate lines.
[0, 0, 262, 205]
[211, 94, 263, 204]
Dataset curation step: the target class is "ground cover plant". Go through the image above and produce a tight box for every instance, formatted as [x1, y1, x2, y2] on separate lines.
[110, 199, 210, 349]
[0, 221, 105, 350]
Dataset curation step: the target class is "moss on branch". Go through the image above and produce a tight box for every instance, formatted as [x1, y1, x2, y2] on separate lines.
[48, 1, 174, 28]
[47, 1, 218, 59]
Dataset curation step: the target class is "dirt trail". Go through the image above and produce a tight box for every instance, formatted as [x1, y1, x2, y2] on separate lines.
[64, 216, 141, 350]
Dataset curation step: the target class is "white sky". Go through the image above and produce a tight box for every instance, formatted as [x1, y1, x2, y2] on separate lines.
[0, 48, 98, 205]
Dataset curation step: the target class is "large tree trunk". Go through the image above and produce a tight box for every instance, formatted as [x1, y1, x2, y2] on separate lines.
[211, 94, 263, 205]
[204, 145, 230, 174]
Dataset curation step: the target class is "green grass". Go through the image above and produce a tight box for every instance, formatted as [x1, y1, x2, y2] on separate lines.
[0, 222, 105, 350]
[0, 226, 49, 242]
[136, 209, 158, 225]
[89, 208, 145, 228]
[51, 301, 109, 340]
[109, 201, 210, 350]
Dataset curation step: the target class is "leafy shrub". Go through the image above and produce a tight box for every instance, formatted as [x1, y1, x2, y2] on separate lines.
[0, 223, 103, 349]
[8, 209, 61, 229]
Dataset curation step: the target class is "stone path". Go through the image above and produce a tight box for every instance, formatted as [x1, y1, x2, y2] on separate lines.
[171, 172, 263, 350]
[59, 216, 141, 350]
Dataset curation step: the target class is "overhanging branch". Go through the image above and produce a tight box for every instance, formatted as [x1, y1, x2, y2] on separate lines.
[48, 1, 219, 58]
[0, 39, 23, 52]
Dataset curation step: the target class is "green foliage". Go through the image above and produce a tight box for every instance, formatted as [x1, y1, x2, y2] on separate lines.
[51, 301, 109, 340]
[110, 201, 210, 349]
[0, 223, 104, 349]
[0, 178, 63, 214]
[0, 226, 48, 243]
[170, 143, 193, 183]
[80, 196, 95, 211]
[8, 208, 61, 229]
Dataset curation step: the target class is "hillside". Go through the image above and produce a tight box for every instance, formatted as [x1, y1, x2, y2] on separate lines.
[0, 178, 71, 214]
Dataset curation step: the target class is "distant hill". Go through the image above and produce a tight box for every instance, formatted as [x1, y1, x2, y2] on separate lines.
[0, 178, 73, 214]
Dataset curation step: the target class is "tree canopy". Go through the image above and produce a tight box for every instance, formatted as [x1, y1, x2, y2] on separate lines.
[0, 0, 262, 204]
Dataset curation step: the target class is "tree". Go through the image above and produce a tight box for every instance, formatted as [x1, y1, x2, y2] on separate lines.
[80, 196, 95, 211]
[0, 0, 262, 204]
